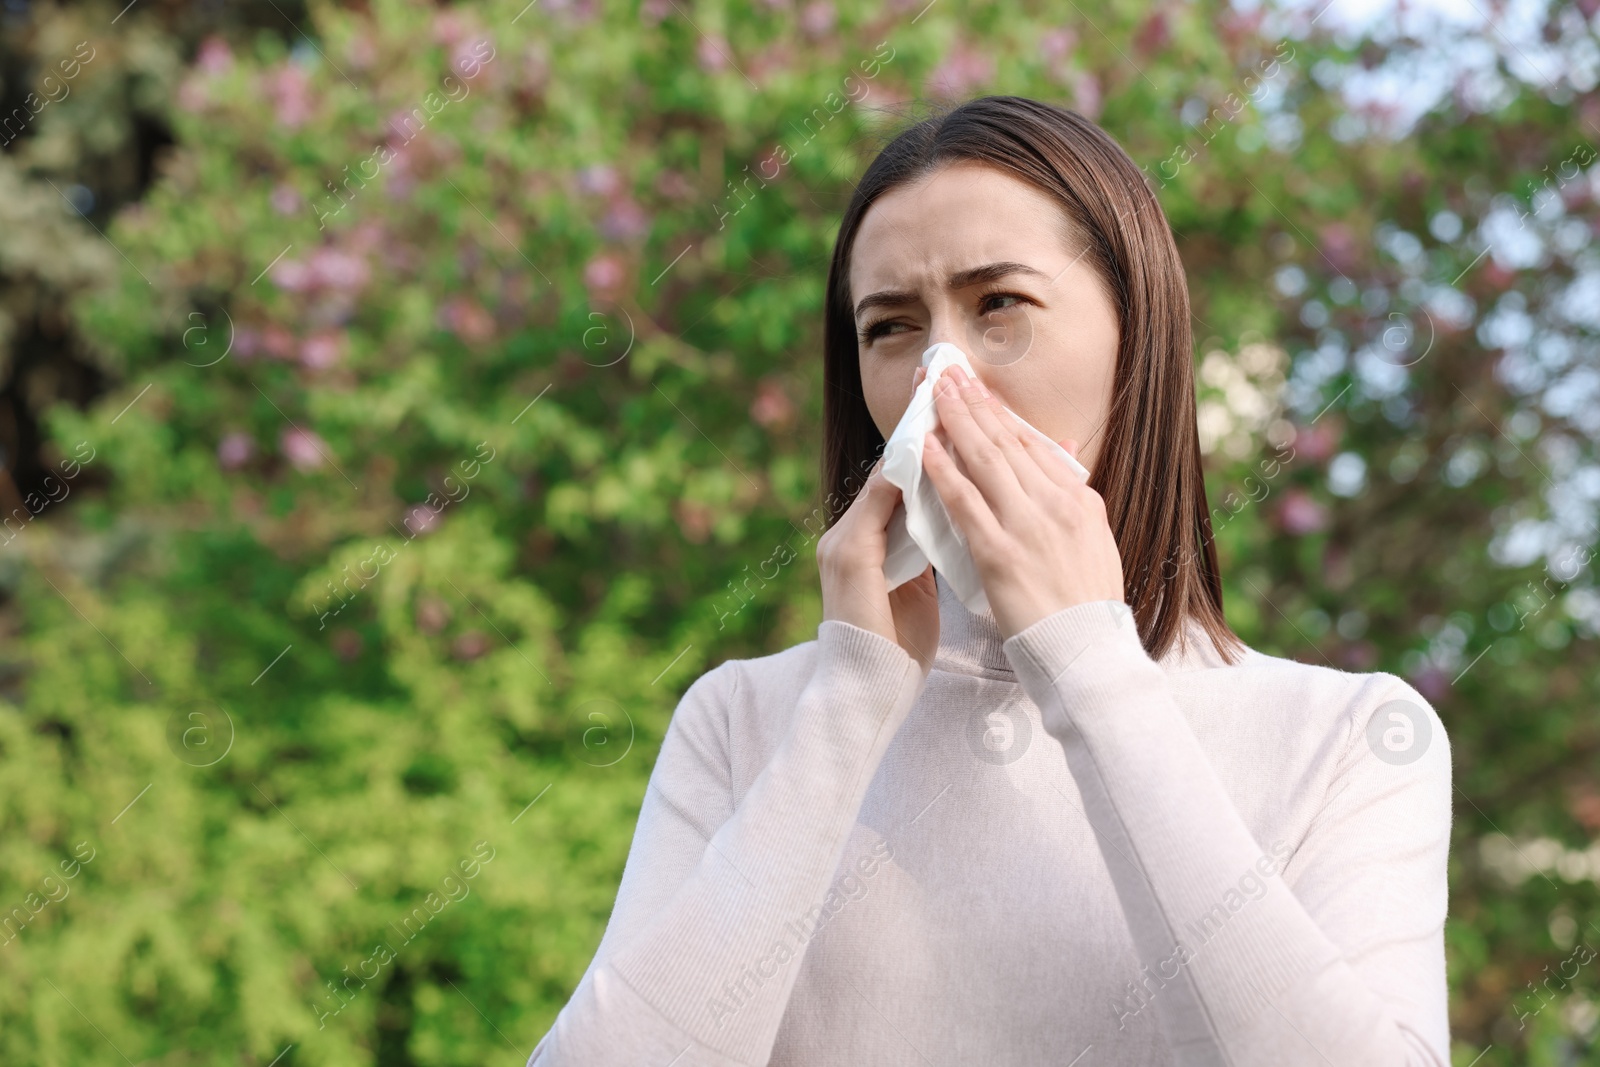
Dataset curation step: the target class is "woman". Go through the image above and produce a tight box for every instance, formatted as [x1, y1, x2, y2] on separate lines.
[529, 96, 1451, 1066]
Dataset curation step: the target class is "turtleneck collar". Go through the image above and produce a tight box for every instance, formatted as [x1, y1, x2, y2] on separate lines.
[930, 571, 1232, 679]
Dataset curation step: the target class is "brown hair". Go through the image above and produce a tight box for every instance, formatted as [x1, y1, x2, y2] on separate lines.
[822, 95, 1242, 663]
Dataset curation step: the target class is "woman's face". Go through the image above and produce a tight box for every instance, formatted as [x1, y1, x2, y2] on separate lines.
[848, 161, 1120, 472]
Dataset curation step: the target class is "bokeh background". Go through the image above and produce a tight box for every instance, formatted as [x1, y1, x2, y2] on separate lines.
[1, 0, 1598, 1063]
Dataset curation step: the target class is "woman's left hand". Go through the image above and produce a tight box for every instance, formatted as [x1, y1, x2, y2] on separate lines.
[920, 363, 1126, 640]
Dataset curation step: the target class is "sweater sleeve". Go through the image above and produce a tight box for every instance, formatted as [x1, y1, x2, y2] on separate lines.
[527, 620, 926, 1067]
[1002, 600, 1452, 1067]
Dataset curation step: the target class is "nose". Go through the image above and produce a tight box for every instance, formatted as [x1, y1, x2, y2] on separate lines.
[926, 311, 963, 354]
[925, 311, 984, 375]
[924, 314, 992, 386]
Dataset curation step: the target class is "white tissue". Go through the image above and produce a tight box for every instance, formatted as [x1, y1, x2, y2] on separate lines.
[880, 342, 1089, 614]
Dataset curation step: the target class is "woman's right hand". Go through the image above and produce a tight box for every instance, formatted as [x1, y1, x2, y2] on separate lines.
[816, 366, 940, 675]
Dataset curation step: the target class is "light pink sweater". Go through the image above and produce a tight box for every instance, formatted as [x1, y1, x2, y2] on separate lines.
[528, 575, 1452, 1066]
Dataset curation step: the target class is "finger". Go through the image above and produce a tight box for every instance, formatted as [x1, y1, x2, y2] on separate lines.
[950, 368, 1060, 501]
[840, 460, 903, 530]
[921, 430, 1005, 549]
[946, 367, 1061, 514]
[886, 563, 938, 656]
[950, 365, 1020, 446]
[833, 454, 883, 518]
[933, 369, 1027, 513]
[1053, 434, 1094, 485]
[1017, 428, 1082, 490]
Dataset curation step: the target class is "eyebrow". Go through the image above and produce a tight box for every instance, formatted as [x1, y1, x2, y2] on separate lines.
[853, 261, 1050, 320]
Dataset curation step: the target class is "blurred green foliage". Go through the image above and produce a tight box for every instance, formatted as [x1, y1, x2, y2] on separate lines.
[1, 0, 1598, 1064]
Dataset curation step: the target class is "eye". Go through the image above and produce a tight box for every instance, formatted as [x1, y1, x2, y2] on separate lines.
[977, 290, 1032, 315]
[857, 318, 913, 344]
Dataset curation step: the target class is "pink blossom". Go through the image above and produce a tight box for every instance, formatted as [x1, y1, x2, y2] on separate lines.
[755, 145, 787, 180]
[749, 42, 796, 83]
[641, 0, 672, 22]
[1339, 641, 1378, 671]
[1318, 223, 1359, 275]
[750, 379, 795, 430]
[545, 0, 599, 20]
[1133, 12, 1170, 55]
[452, 631, 492, 660]
[331, 628, 363, 661]
[271, 259, 312, 292]
[405, 503, 441, 536]
[386, 109, 427, 147]
[196, 36, 233, 76]
[308, 248, 370, 291]
[270, 184, 301, 216]
[1073, 72, 1102, 119]
[926, 45, 993, 98]
[655, 170, 693, 200]
[676, 500, 713, 544]
[1218, 8, 1266, 44]
[864, 83, 910, 115]
[280, 427, 328, 471]
[578, 164, 621, 197]
[1277, 489, 1328, 535]
[345, 32, 377, 70]
[384, 147, 416, 201]
[441, 297, 496, 343]
[1562, 176, 1590, 210]
[217, 432, 254, 470]
[1408, 665, 1450, 705]
[265, 65, 314, 129]
[432, 10, 466, 45]
[1568, 788, 1600, 834]
[601, 198, 650, 242]
[800, 1, 836, 38]
[453, 38, 496, 80]
[1483, 262, 1516, 295]
[584, 253, 627, 301]
[1041, 29, 1076, 64]
[233, 328, 261, 362]
[299, 332, 343, 369]
[263, 325, 296, 360]
[274, 250, 371, 293]
[347, 222, 387, 255]
[698, 35, 732, 72]
[1291, 422, 1339, 463]
[415, 597, 451, 634]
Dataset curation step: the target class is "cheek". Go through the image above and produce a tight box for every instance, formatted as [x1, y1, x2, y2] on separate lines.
[860, 360, 914, 439]
[985, 321, 1116, 444]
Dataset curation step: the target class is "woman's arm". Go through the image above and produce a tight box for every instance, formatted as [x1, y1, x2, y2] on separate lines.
[534, 377, 933, 1065]
[1003, 603, 1451, 1066]
[527, 619, 925, 1067]
[918, 364, 1450, 1065]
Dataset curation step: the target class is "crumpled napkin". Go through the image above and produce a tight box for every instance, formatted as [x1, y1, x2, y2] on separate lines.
[881, 342, 1089, 614]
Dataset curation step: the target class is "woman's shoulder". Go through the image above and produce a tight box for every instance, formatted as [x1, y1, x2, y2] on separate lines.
[1183, 646, 1451, 852]
[675, 634, 825, 725]
[668, 636, 830, 796]
[1206, 640, 1451, 765]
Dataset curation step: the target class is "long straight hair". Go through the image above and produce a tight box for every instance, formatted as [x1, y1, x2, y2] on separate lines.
[822, 95, 1242, 663]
